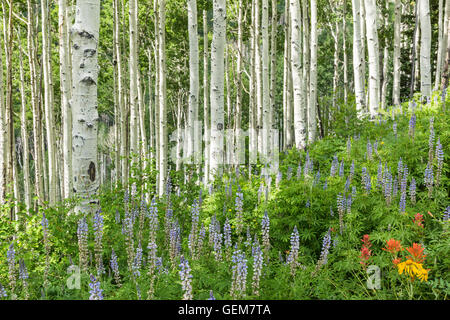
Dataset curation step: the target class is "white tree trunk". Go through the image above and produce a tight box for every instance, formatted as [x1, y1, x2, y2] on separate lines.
[435, 0, 444, 91]
[352, 0, 366, 114]
[364, 0, 380, 117]
[41, 0, 57, 205]
[71, 0, 100, 214]
[203, 10, 210, 184]
[59, 0, 72, 199]
[290, 0, 306, 149]
[270, 0, 277, 154]
[0, 8, 5, 204]
[418, 0, 432, 98]
[392, 0, 401, 105]
[282, 1, 291, 149]
[27, 0, 44, 206]
[235, 2, 243, 167]
[158, 0, 167, 197]
[262, 0, 270, 160]
[187, 0, 199, 165]
[18, 41, 32, 211]
[309, 0, 317, 143]
[255, 0, 263, 157]
[209, 0, 226, 180]
[129, 0, 139, 177]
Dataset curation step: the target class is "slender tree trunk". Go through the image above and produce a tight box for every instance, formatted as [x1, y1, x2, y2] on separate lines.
[435, 0, 444, 91]
[41, 0, 57, 205]
[364, 0, 380, 117]
[27, 0, 44, 207]
[255, 0, 263, 158]
[235, 2, 243, 167]
[309, 0, 317, 143]
[441, 0, 450, 90]
[392, 0, 401, 105]
[381, 1, 389, 110]
[71, 0, 101, 214]
[188, 0, 199, 168]
[419, 0, 432, 99]
[302, 0, 309, 137]
[262, 0, 270, 161]
[249, 0, 257, 168]
[59, 0, 72, 199]
[158, 0, 167, 196]
[352, 0, 365, 115]
[129, 0, 139, 188]
[270, 0, 277, 154]
[343, 0, 348, 104]
[410, 3, 419, 98]
[203, 10, 210, 183]
[18, 38, 32, 212]
[209, 0, 226, 180]
[282, 1, 291, 149]
[0, 2, 5, 204]
[360, 0, 367, 107]
[290, 0, 306, 150]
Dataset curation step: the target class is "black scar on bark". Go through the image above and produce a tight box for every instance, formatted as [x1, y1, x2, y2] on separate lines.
[81, 77, 96, 86]
[88, 162, 96, 182]
[84, 49, 96, 58]
[78, 30, 94, 39]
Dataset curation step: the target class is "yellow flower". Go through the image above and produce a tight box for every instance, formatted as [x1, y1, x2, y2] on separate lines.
[397, 259, 429, 282]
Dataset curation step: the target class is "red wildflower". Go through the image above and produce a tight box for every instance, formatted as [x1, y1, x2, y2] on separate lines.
[413, 213, 424, 228]
[361, 234, 371, 248]
[406, 243, 427, 264]
[392, 258, 402, 265]
[359, 235, 372, 268]
[382, 238, 403, 254]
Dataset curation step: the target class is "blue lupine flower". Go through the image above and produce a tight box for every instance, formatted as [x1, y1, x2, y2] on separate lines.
[231, 247, 248, 298]
[286, 226, 300, 272]
[132, 242, 143, 277]
[179, 255, 193, 300]
[318, 229, 332, 265]
[208, 290, 216, 300]
[443, 207, 450, 221]
[410, 177, 416, 204]
[296, 162, 302, 180]
[251, 242, 263, 296]
[89, 274, 103, 300]
[339, 160, 344, 177]
[0, 283, 7, 298]
[330, 154, 338, 177]
[224, 218, 232, 249]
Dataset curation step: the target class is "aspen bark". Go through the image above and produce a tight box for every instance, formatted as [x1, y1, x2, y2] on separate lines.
[235, 2, 243, 167]
[290, 0, 306, 150]
[309, 0, 317, 143]
[209, 0, 226, 180]
[435, 0, 444, 91]
[41, 0, 57, 205]
[262, 0, 270, 160]
[59, 0, 72, 199]
[129, 0, 139, 176]
[188, 0, 199, 165]
[158, 0, 167, 196]
[18, 39, 32, 211]
[392, 0, 401, 105]
[418, 0, 432, 98]
[71, 0, 101, 214]
[352, 0, 365, 114]
[203, 10, 210, 183]
[364, 0, 380, 117]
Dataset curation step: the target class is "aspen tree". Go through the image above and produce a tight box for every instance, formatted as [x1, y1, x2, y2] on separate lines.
[209, 0, 226, 180]
[71, 0, 101, 214]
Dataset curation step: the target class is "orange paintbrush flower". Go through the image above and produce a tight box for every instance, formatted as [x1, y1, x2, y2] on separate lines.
[413, 213, 424, 228]
[406, 243, 427, 264]
[382, 238, 403, 254]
